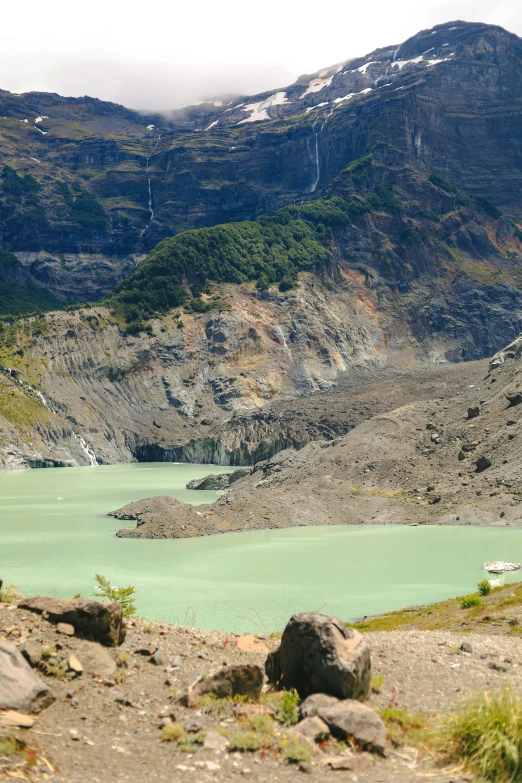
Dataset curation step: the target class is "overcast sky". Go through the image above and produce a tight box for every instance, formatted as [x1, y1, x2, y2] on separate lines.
[1, 0, 521, 111]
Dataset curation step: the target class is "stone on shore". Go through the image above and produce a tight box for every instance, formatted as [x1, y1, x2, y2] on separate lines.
[19, 597, 125, 646]
[266, 612, 371, 700]
[319, 700, 387, 753]
[181, 664, 264, 706]
[0, 641, 54, 713]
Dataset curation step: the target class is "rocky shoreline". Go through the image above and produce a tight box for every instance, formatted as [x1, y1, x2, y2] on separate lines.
[3, 583, 522, 782]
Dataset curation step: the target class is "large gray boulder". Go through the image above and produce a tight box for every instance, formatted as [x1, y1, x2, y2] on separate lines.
[266, 612, 371, 700]
[19, 597, 125, 646]
[0, 641, 54, 714]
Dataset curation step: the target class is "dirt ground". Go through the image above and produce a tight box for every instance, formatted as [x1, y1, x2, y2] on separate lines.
[2, 597, 521, 783]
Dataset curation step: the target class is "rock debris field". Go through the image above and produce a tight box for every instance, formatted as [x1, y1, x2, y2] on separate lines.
[2, 594, 522, 783]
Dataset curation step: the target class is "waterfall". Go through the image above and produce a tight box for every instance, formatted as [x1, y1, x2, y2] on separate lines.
[275, 326, 293, 363]
[73, 433, 98, 467]
[141, 133, 162, 237]
[307, 133, 320, 194]
[3, 365, 98, 466]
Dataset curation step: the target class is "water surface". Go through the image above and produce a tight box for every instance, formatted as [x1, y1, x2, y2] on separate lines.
[1, 464, 521, 633]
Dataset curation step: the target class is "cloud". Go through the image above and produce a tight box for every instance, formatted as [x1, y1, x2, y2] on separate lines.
[0, 0, 520, 111]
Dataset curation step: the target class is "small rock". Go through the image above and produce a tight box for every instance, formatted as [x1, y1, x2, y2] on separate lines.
[68, 655, 83, 674]
[298, 762, 313, 774]
[203, 731, 230, 751]
[507, 393, 522, 407]
[150, 651, 166, 666]
[181, 664, 264, 705]
[57, 623, 75, 636]
[476, 455, 492, 473]
[318, 700, 387, 754]
[204, 761, 220, 771]
[488, 661, 507, 672]
[300, 693, 339, 719]
[467, 406, 480, 419]
[291, 716, 330, 741]
[460, 642, 472, 654]
[236, 634, 269, 654]
[20, 640, 42, 668]
[135, 645, 157, 656]
[185, 720, 204, 733]
[0, 710, 35, 728]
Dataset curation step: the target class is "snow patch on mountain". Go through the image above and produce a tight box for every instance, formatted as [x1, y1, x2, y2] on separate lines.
[238, 92, 288, 124]
[306, 102, 329, 113]
[333, 87, 373, 104]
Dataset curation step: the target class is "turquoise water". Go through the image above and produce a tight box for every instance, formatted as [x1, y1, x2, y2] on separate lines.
[1, 463, 521, 633]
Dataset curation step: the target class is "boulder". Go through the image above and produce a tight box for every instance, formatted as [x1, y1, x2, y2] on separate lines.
[290, 716, 330, 742]
[0, 641, 54, 714]
[319, 700, 387, 754]
[300, 693, 340, 719]
[186, 474, 230, 490]
[475, 455, 492, 472]
[506, 393, 522, 407]
[181, 664, 264, 706]
[19, 597, 125, 646]
[467, 406, 480, 419]
[228, 469, 252, 484]
[266, 612, 371, 700]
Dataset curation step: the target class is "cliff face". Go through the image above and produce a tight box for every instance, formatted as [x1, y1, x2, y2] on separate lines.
[1, 21, 522, 303]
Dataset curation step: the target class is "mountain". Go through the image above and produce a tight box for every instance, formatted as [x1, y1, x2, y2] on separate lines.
[1, 20, 522, 303]
[1, 21, 522, 469]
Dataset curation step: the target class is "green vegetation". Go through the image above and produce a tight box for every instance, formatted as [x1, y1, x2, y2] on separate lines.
[0, 583, 22, 603]
[347, 581, 522, 634]
[371, 674, 386, 694]
[381, 708, 426, 747]
[161, 723, 186, 742]
[0, 280, 66, 317]
[262, 690, 300, 725]
[69, 190, 107, 230]
[461, 595, 482, 609]
[475, 196, 502, 220]
[429, 172, 457, 193]
[435, 690, 522, 782]
[107, 187, 401, 328]
[2, 165, 41, 202]
[93, 573, 136, 616]
[479, 579, 493, 596]
[228, 716, 276, 752]
[279, 735, 315, 764]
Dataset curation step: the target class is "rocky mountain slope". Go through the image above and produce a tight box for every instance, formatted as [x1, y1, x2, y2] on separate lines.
[1, 21, 522, 469]
[1, 20, 522, 304]
[115, 332, 522, 536]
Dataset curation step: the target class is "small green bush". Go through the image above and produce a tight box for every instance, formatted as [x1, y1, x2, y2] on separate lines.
[228, 730, 268, 752]
[429, 172, 457, 193]
[161, 723, 186, 742]
[435, 690, 522, 782]
[262, 690, 300, 725]
[279, 735, 315, 764]
[461, 595, 482, 609]
[478, 579, 492, 596]
[93, 573, 136, 616]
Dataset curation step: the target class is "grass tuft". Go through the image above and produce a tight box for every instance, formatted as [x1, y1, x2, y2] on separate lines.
[278, 735, 315, 764]
[434, 690, 522, 782]
[261, 690, 300, 725]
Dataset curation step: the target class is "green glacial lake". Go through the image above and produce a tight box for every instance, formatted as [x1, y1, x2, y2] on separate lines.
[1, 463, 521, 633]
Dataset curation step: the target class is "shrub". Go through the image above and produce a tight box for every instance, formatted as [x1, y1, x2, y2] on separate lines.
[461, 595, 482, 609]
[93, 573, 136, 616]
[228, 730, 268, 752]
[429, 172, 457, 193]
[435, 690, 522, 782]
[69, 191, 107, 230]
[371, 675, 386, 694]
[279, 735, 315, 764]
[381, 708, 426, 747]
[262, 690, 300, 725]
[0, 583, 22, 603]
[161, 723, 186, 742]
[478, 579, 492, 596]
